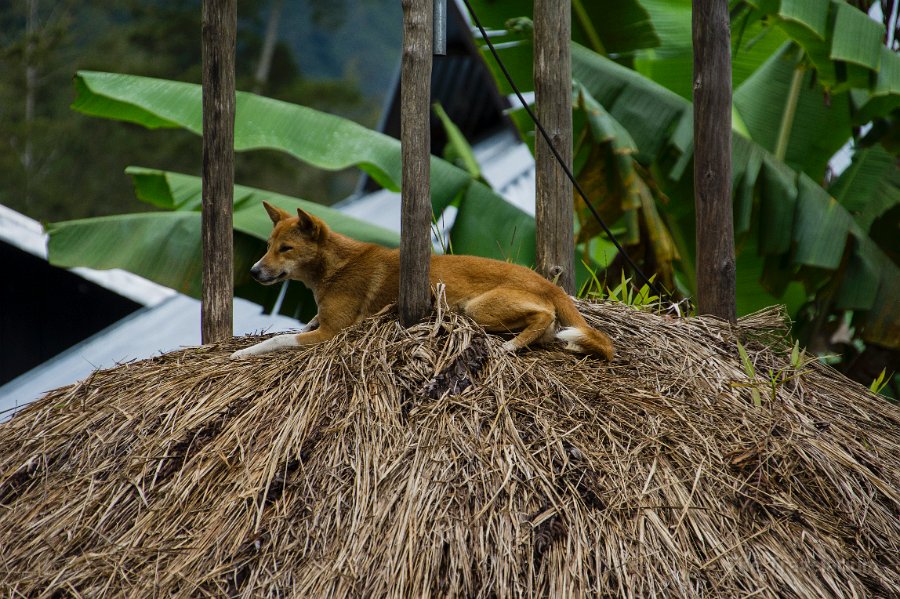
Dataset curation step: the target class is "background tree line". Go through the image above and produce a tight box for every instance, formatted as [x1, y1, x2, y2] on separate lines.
[0, 0, 399, 222]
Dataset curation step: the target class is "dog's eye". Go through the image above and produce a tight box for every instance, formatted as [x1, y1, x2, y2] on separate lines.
[278, 245, 293, 253]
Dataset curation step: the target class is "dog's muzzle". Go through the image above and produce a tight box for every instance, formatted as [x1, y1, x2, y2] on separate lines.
[250, 264, 285, 285]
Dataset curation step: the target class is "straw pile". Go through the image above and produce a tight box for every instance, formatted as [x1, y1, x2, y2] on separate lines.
[1, 300, 899, 598]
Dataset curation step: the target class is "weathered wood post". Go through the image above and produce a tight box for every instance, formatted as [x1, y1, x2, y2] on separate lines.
[534, 0, 575, 294]
[399, 0, 434, 326]
[201, 0, 236, 343]
[692, 0, 736, 321]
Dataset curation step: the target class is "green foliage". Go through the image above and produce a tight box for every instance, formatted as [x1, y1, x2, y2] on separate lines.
[47, 71, 538, 312]
[580, 267, 660, 310]
[869, 369, 891, 395]
[0, 0, 393, 223]
[72, 71, 469, 212]
[790, 339, 804, 369]
[742, 0, 900, 95]
[433, 102, 482, 180]
[47, 168, 400, 314]
[565, 43, 900, 346]
[734, 338, 818, 408]
[736, 339, 763, 407]
[465, 0, 899, 385]
[604, 273, 660, 309]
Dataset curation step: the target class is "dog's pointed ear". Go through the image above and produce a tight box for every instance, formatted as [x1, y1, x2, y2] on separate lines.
[263, 201, 288, 225]
[295, 208, 323, 238]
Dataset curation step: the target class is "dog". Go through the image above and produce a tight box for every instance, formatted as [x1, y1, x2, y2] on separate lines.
[230, 202, 614, 360]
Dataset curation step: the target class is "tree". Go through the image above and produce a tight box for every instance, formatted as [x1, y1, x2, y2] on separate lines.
[0, 0, 376, 224]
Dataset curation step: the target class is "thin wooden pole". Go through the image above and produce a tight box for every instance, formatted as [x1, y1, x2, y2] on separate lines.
[399, 0, 433, 326]
[201, 0, 236, 343]
[534, 0, 575, 294]
[692, 0, 736, 321]
[433, 0, 447, 55]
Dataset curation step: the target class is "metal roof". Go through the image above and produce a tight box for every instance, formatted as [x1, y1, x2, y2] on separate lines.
[0, 207, 299, 420]
[0, 294, 298, 420]
[336, 128, 536, 241]
[0, 204, 175, 307]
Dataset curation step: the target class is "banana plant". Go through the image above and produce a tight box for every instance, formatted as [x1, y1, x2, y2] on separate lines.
[49, 1, 671, 316]
[49, 71, 538, 318]
[466, 0, 899, 359]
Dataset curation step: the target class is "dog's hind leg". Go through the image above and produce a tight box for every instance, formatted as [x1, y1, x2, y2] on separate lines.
[502, 311, 555, 352]
[460, 289, 555, 352]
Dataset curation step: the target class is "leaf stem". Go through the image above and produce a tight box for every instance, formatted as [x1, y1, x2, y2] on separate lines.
[774, 50, 805, 162]
[572, 0, 606, 55]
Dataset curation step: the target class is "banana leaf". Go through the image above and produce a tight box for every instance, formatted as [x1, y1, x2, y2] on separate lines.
[125, 167, 401, 247]
[742, 0, 899, 93]
[568, 44, 900, 348]
[830, 146, 900, 234]
[472, 0, 898, 346]
[433, 103, 481, 180]
[463, 0, 659, 55]
[461, 0, 659, 100]
[47, 212, 250, 298]
[73, 71, 470, 215]
[635, 0, 790, 100]
[64, 71, 542, 279]
[47, 170, 400, 300]
[733, 43, 852, 179]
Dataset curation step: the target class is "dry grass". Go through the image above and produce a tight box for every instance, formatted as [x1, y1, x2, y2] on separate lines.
[1, 301, 898, 598]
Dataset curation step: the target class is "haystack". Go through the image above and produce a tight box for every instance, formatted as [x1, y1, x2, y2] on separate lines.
[1, 301, 898, 598]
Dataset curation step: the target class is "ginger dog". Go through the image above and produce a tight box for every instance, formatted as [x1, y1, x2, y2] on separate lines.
[230, 202, 614, 360]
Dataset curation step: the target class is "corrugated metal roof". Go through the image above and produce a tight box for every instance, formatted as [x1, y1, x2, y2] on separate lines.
[0, 295, 298, 420]
[0, 204, 175, 307]
[0, 206, 301, 420]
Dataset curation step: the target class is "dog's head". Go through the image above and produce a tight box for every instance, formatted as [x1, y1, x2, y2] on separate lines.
[250, 201, 328, 285]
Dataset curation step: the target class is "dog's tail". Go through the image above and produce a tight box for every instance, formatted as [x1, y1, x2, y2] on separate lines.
[552, 293, 615, 360]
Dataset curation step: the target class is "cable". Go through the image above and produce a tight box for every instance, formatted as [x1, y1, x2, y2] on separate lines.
[460, 0, 663, 297]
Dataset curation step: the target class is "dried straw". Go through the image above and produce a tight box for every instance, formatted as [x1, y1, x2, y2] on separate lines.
[1, 301, 898, 598]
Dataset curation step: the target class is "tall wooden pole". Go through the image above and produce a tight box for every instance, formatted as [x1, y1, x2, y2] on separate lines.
[201, 0, 236, 343]
[399, 0, 434, 326]
[692, 0, 736, 321]
[534, 0, 575, 294]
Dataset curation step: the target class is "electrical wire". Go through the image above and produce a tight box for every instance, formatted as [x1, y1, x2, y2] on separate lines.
[460, 0, 663, 296]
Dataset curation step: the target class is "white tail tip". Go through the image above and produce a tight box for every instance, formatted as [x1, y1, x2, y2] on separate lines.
[556, 327, 585, 352]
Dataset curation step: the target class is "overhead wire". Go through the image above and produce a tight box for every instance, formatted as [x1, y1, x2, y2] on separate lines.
[460, 0, 664, 297]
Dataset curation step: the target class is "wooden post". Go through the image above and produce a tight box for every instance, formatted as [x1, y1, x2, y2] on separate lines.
[399, 0, 433, 326]
[201, 0, 236, 343]
[534, 0, 575, 294]
[692, 0, 736, 321]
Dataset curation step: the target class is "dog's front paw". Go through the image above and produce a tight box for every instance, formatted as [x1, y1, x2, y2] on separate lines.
[501, 340, 518, 353]
[230, 347, 254, 360]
